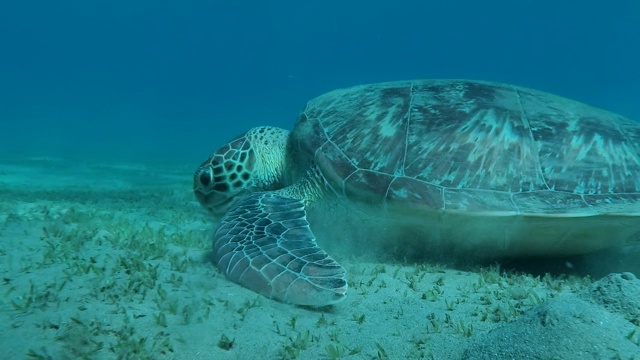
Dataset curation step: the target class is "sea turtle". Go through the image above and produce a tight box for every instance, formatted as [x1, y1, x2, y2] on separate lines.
[194, 79, 640, 306]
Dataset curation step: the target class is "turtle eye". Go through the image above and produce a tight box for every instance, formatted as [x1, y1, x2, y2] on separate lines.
[199, 169, 212, 186]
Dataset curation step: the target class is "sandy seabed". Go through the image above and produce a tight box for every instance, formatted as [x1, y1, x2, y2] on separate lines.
[0, 157, 639, 360]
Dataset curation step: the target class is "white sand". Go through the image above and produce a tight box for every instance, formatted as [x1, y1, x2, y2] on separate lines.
[0, 158, 638, 359]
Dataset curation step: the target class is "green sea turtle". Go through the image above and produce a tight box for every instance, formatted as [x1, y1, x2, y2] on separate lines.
[194, 79, 640, 306]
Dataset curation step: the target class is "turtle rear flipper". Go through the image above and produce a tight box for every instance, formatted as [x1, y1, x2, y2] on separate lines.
[213, 192, 347, 306]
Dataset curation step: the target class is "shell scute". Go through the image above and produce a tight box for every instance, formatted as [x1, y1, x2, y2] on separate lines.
[293, 79, 640, 215]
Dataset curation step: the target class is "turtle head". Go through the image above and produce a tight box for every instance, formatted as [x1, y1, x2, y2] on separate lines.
[194, 126, 290, 215]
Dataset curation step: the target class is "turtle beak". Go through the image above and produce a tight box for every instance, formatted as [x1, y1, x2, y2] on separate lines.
[193, 167, 243, 216]
[194, 187, 238, 214]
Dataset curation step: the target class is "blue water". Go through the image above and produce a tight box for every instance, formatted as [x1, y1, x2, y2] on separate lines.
[1, 0, 638, 163]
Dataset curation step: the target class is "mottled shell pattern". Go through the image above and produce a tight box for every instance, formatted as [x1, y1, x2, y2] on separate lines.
[292, 80, 640, 216]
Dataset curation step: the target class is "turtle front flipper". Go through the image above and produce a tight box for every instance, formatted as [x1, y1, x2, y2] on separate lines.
[213, 192, 347, 306]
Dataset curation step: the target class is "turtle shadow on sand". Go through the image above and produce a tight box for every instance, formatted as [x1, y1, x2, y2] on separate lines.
[495, 246, 640, 279]
[316, 209, 640, 282]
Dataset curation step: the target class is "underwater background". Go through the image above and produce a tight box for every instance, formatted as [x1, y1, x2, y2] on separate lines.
[1, 0, 638, 163]
[2, 1, 640, 359]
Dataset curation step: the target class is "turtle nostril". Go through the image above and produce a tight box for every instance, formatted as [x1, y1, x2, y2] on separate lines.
[199, 169, 212, 186]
